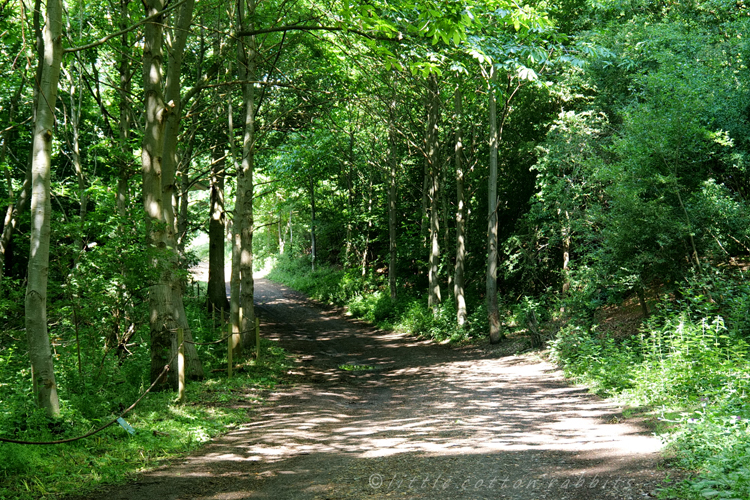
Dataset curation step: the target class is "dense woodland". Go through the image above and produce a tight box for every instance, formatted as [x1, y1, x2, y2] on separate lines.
[3, 0, 750, 497]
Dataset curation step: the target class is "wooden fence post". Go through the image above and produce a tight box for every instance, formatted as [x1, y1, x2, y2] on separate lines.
[227, 323, 233, 378]
[177, 328, 185, 403]
[255, 317, 260, 362]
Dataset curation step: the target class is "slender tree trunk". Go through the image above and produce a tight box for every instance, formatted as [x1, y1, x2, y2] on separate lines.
[207, 140, 229, 312]
[159, 0, 203, 380]
[288, 210, 293, 250]
[345, 130, 354, 266]
[229, 98, 242, 358]
[237, 0, 256, 350]
[310, 177, 316, 272]
[441, 159, 450, 287]
[426, 75, 441, 311]
[25, 0, 63, 416]
[64, 64, 87, 252]
[361, 174, 373, 276]
[560, 207, 571, 295]
[637, 286, 649, 317]
[453, 89, 467, 327]
[0, 76, 27, 283]
[487, 68, 502, 344]
[141, 0, 181, 389]
[176, 138, 192, 254]
[117, 0, 132, 217]
[388, 96, 398, 300]
[420, 158, 429, 247]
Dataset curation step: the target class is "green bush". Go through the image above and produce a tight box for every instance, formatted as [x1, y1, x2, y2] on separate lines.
[549, 272, 750, 500]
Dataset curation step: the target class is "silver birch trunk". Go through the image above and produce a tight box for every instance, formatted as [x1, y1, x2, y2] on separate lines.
[25, 0, 63, 416]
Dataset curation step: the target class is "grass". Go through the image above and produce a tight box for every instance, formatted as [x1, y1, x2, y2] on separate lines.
[0, 294, 292, 500]
[338, 363, 374, 371]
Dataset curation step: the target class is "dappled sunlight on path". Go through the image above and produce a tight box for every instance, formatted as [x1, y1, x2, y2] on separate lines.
[69, 279, 674, 500]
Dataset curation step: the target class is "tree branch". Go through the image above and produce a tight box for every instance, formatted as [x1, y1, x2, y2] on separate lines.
[63, 0, 188, 53]
[236, 24, 396, 42]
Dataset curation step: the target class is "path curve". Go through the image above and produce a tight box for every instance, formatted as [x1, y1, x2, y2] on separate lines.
[70, 278, 676, 500]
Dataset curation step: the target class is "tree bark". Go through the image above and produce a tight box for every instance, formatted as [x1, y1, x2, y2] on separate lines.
[453, 89, 467, 327]
[207, 140, 229, 312]
[426, 75, 441, 311]
[487, 68, 502, 344]
[63, 63, 87, 252]
[159, 0, 203, 380]
[141, 0, 183, 389]
[310, 176, 317, 272]
[0, 76, 28, 283]
[117, 0, 133, 217]
[237, 0, 257, 350]
[388, 95, 398, 301]
[228, 98, 242, 358]
[561, 207, 571, 295]
[25, 0, 63, 417]
[176, 136, 193, 254]
[345, 129, 354, 267]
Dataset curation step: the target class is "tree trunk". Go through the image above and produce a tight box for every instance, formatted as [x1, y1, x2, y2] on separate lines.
[420, 157, 429, 248]
[426, 75, 441, 311]
[176, 138, 192, 254]
[453, 89, 467, 327]
[345, 130, 354, 267]
[228, 99, 242, 358]
[487, 68, 502, 344]
[288, 210, 293, 251]
[310, 176, 317, 272]
[237, 0, 256, 350]
[561, 208, 571, 296]
[159, 0, 203, 380]
[25, 0, 63, 417]
[637, 286, 649, 317]
[207, 140, 229, 312]
[141, 0, 182, 389]
[117, 0, 133, 217]
[64, 63, 87, 252]
[388, 95, 398, 301]
[0, 76, 28, 283]
[361, 173, 373, 276]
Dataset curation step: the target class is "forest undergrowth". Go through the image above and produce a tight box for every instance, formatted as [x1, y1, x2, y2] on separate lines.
[268, 254, 750, 500]
[0, 283, 292, 500]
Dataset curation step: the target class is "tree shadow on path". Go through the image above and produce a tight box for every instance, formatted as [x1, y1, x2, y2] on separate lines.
[66, 279, 680, 500]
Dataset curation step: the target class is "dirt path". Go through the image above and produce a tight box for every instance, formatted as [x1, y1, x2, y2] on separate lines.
[72, 278, 678, 499]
